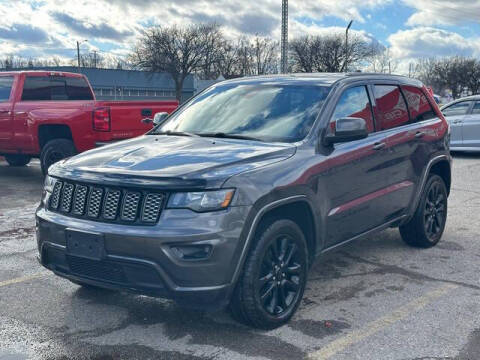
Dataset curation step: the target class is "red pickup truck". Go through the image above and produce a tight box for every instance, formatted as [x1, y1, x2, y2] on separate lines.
[0, 71, 178, 174]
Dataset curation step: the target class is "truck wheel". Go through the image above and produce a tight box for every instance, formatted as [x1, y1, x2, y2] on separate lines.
[40, 139, 76, 175]
[400, 174, 448, 248]
[4, 154, 31, 167]
[230, 219, 308, 329]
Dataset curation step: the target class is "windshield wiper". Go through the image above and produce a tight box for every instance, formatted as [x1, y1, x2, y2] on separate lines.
[154, 130, 199, 137]
[197, 132, 262, 142]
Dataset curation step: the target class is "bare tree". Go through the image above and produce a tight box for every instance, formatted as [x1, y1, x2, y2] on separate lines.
[367, 44, 398, 74]
[131, 24, 222, 101]
[290, 33, 374, 73]
[252, 36, 279, 75]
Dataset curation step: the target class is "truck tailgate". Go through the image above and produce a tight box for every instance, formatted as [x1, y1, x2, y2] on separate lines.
[96, 100, 178, 140]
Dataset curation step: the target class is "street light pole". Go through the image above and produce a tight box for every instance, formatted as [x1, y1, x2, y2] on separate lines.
[76, 40, 88, 71]
[345, 20, 353, 72]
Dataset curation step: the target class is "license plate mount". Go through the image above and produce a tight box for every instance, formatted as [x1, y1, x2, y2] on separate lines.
[65, 229, 105, 261]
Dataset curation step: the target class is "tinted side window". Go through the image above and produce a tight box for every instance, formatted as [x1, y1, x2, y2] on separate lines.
[442, 101, 471, 116]
[331, 86, 374, 133]
[373, 85, 410, 131]
[21, 76, 93, 101]
[401, 85, 437, 122]
[65, 77, 94, 100]
[472, 102, 480, 115]
[22, 76, 51, 101]
[0, 76, 13, 102]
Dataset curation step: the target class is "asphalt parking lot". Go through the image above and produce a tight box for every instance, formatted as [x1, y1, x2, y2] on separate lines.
[1, 154, 480, 360]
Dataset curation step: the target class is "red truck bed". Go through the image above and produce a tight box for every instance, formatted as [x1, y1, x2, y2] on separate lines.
[0, 71, 178, 173]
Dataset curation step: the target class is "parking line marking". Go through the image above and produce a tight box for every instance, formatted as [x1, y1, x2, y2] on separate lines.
[0, 273, 46, 288]
[308, 283, 458, 360]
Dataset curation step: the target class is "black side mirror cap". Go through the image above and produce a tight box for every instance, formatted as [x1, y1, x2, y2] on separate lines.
[324, 117, 369, 145]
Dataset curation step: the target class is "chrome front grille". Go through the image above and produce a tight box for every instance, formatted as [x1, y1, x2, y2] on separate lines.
[48, 180, 165, 225]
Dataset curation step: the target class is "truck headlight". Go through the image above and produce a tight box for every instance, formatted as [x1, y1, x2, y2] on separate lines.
[167, 189, 235, 212]
[44, 175, 56, 193]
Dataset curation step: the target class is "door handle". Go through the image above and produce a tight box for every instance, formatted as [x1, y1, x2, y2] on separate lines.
[373, 142, 386, 150]
[15, 111, 26, 116]
[415, 131, 425, 138]
[452, 120, 462, 124]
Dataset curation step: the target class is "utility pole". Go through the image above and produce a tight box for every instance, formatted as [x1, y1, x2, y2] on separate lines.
[76, 39, 88, 71]
[281, 0, 288, 74]
[93, 50, 97, 68]
[344, 20, 353, 72]
[77, 41, 80, 70]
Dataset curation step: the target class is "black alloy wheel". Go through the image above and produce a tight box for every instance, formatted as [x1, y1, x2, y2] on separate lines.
[229, 219, 308, 329]
[424, 180, 446, 240]
[258, 234, 303, 316]
[399, 174, 448, 248]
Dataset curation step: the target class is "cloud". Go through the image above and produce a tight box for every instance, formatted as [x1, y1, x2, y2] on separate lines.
[388, 27, 479, 59]
[0, 24, 49, 43]
[402, 0, 480, 26]
[51, 12, 134, 41]
[236, 13, 278, 36]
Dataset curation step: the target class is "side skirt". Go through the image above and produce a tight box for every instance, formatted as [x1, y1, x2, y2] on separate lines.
[320, 215, 407, 255]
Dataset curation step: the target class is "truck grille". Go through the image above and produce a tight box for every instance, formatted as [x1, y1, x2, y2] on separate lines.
[49, 180, 165, 225]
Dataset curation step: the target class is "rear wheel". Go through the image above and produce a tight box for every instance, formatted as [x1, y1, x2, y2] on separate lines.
[400, 174, 448, 248]
[4, 154, 31, 167]
[230, 219, 308, 329]
[40, 139, 76, 175]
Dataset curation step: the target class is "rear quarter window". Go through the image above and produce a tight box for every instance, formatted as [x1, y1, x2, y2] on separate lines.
[401, 85, 437, 122]
[0, 76, 13, 102]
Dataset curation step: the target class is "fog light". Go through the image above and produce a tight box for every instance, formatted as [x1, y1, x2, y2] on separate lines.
[171, 245, 213, 260]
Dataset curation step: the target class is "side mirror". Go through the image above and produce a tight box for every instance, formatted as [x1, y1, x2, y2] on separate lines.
[324, 117, 368, 145]
[153, 112, 169, 126]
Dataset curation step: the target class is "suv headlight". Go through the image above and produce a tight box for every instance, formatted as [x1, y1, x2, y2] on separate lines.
[167, 189, 235, 212]
[44, 175, 55, 193]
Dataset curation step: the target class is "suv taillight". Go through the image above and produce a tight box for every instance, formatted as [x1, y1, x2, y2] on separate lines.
[93, 107, 111, 132]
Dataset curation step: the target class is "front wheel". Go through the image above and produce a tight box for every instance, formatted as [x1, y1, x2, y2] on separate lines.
[4, 154, 31, 167]
[40, 139, 76, 175]
[400, 174, 448, 248]
[230, 219, 308, 329]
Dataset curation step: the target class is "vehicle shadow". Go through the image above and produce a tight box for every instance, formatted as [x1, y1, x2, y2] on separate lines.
[57, 228, 429, 359]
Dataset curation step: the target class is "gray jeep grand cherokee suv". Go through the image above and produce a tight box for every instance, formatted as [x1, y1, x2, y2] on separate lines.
[37, 73, 451, 329]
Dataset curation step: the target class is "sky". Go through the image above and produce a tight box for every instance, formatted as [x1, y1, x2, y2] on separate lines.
[1, 0, 480, 74]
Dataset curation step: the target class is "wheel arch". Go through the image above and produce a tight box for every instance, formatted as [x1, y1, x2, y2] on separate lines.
[231, 196, 319, 285]
[429, 159, 451, 195]
[38, 124, 74, 150]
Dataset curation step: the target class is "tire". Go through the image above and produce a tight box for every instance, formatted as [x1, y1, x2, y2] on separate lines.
[4, 154, 31, 167]
[40, 139, 76, 175]
[400, 174, 448, 248]
[229, 219, 308, 329]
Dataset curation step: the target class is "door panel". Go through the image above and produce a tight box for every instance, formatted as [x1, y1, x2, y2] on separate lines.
[0, 76, 14, 149]
[462, 102, 480, 148]
[373, 84, 416, 217]
[441, 101, 472, 148]
[322, 85, 389, 247]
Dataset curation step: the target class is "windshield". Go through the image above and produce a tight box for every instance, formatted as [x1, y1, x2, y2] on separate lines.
[154, 83, 331, 142]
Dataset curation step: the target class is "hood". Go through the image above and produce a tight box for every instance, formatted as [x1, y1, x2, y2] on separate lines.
[50, 135, 296, 189]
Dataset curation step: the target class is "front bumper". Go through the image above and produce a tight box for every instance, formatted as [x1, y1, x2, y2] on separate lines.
[36, 204, 251, 310]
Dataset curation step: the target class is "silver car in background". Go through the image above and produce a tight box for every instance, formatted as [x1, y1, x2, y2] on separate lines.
[441, 95, 480, 151]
